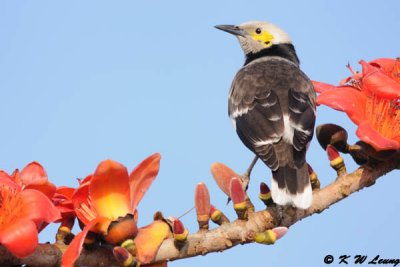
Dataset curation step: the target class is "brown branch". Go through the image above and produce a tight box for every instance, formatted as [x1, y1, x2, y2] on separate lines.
[0, 243, 117, 267]
[155, 158, 399, 262]
[1, 159, 398, 266]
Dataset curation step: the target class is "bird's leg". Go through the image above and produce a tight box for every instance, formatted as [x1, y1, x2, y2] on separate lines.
[226, 156, 258, 206]
[241, 156, 258, 191]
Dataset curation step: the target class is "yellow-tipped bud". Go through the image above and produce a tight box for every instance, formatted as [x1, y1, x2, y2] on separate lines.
[121, 239, 137, 256]
[209, 204, 230, 225]
[330, 157, 344, 168]
[310, 176, 320, 190]
[255, 230, 277, 245]
[307, 164, 320, 190]
[259, 182, 274, 206]
[172, 218, 189, 242]
[233, 201, 248, 220]
[59, 226, 71, 234]
[327, 145, 346, 176]
[174, 228, 189, 242]
[259, 191, 271, 201]
[56, 226, 72, 243]
[233, 201, 246, 211]
[210, 208, 222, 222]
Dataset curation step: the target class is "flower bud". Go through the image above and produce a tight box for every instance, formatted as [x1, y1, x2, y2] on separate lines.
[316, 124, 349, 153]
[307, 164, 320, 190]
[195, 183, 210, 230]
[259, 182, 274, 206]
[255, 230, 276, 245]
[121, 239, 137, 256]
[230, 178, 247, 220]
[105, 214, 138, 245]
[172, 218, 188, 242]
[210, 204, 230, 225]
[255, 227, 288, 245]
[210, 162, 238, 197]
[326, 145, 346, 176]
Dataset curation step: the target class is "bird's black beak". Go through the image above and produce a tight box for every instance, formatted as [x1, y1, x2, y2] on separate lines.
[214, 25, 247, 37]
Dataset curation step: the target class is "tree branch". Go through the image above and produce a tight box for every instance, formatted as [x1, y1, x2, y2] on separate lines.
[1, 159, 398, 266]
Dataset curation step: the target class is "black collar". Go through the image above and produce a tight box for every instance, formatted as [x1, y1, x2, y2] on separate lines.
[244, 43, 300, 66]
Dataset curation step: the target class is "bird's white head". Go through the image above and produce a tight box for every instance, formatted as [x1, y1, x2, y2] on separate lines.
[215, 21, 292, 55]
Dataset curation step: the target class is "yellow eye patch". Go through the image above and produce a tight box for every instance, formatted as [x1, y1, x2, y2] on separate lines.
[250, 30, 274, 47]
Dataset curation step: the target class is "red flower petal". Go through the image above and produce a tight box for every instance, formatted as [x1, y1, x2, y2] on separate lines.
[134, 220, 170, 264]
[19, 162, 56, 198]
[0, 219, 38, 258]
[312, 81, 336, 93]
[53, 187, 76, 225]
[20, 162, 48, 186]
[339, 76, 354, 86]
[72, 176, 112, 234]
[369, 58, 400, 84]
[56, 186, 75, 199]
[360, 60, 400, 98]
[25, 182, 56, 199]
[90, 160, 131, 220]
[356, 122, 400, 151]
[129, 153, 161, 212]
[10, 169, 21, 184]
[316, 58, 400, 152]
[19, 189, 61, 228]
[317, 86, 367, 125]
[53, 186, 75, 213]
[79, 174, 93, 185]
[0, 173, 20, 190]
[72, 176, 94, 225]
[0, 170, 11, 180]
[369, 58, 397, 74]
[61, 217, 105, 267]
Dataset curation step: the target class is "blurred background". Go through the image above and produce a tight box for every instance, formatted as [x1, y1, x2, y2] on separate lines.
[0, 1, 399, 266]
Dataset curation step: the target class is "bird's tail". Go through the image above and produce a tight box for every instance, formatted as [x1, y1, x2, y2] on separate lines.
[271, 164, 312, 209]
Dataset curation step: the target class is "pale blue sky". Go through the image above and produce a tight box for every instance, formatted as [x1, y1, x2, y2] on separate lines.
[1, 1, 399, 266]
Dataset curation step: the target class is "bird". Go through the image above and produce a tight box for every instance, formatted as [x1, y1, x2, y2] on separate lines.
[215, 21, 316, 209]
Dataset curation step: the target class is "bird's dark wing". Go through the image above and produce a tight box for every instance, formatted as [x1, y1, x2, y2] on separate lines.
[229, 65, 284, 171]
[288, 84, 316, 167]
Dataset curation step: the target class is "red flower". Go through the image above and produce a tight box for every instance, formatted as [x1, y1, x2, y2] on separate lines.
[0, 175, 61, 258]
[62, 153, 170, 267]
[0, 162, 56, 198]
[314, 58, 400, 151]
[52, 186, 76, 229]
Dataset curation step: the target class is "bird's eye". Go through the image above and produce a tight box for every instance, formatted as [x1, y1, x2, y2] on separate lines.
[255, 28, 262, 34]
